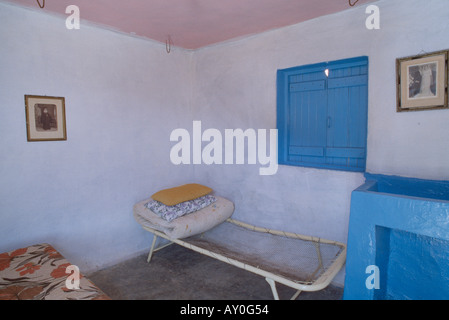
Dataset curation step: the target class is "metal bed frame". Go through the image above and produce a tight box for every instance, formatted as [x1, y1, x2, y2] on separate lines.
[141, 218, 346, 300]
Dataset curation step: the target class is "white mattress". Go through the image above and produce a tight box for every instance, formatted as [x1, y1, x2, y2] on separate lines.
[134, 196, 234, 239]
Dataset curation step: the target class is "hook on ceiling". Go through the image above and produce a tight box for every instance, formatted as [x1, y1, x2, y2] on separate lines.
[36, 0, 45, 8]
[166, 35, 173, 54]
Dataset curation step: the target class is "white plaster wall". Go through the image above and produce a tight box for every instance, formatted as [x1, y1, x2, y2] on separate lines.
[363, 0, 449, 180]
[0, 2, 195, 271]
[191, 4, 374, 240]
[190, 0, 449, 285]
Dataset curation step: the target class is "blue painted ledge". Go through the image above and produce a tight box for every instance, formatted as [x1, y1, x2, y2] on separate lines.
[344, 173, 449, 300]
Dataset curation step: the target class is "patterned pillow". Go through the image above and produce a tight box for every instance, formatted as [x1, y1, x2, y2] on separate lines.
[145, 194, 217, 222]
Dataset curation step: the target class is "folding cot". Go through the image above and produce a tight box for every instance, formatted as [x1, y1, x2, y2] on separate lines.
[134, 195, 346, 300]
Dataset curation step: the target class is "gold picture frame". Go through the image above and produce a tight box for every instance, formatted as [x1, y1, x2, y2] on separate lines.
[25, 95, 67, 141]
[396, 50, 448, 112]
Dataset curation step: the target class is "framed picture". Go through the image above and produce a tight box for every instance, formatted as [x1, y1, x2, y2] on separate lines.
[396, 50, 448, 112]
[25, 95, 67, 141]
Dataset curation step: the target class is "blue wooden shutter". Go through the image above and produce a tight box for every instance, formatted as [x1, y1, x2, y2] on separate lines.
[325, 57, 368, 170]
[288, 65, 327, 165]
[277, 56, 368, 172]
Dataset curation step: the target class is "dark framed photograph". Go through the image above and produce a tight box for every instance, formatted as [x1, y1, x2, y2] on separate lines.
[396, 50, 448, 112]
[25, 95, 67, 141]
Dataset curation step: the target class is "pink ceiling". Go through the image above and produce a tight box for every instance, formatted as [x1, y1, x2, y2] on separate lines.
[6, 0, 375, 49]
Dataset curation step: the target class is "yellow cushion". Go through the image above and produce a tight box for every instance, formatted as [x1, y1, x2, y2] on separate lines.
[151, 183, 213, 206]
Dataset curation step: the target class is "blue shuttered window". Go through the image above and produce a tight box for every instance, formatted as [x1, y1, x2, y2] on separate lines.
[277, 56, 368, 172]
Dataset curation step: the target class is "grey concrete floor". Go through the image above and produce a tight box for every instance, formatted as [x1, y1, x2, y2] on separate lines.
[88, 244, 344, 300]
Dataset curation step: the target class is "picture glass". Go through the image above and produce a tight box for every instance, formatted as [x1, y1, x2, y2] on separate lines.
[25, 95, 66, 141]
[34, 104, 58, 132]
[407, 62, 438, 100]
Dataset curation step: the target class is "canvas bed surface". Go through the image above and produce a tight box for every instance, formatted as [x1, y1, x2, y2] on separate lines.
[175, 220, 345, 286]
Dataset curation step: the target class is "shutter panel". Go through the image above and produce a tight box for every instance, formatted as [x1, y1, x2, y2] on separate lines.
[326, 58, 368, 170]
[287, 70, 327, 164]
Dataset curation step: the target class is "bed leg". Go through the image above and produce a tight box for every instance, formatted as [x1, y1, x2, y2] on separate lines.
[290, 290, 302, 300]
[314, 242, 324, 270]
[265, 278, 280, 300]
[147, 235, 158, 263]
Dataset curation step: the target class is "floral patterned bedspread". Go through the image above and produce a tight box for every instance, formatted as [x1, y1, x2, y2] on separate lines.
[0, 243, 110, 300]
